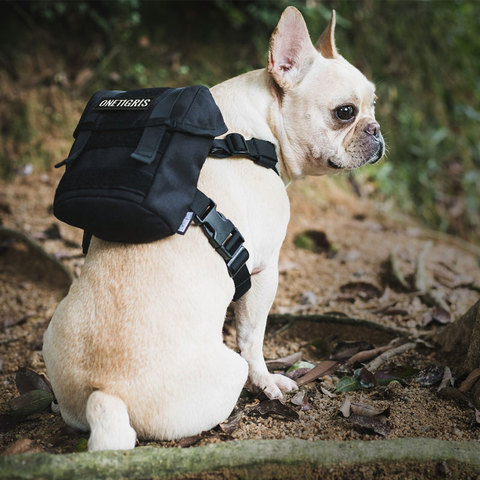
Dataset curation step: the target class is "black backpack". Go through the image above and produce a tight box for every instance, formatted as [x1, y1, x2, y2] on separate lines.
[54, 86, 278, 300]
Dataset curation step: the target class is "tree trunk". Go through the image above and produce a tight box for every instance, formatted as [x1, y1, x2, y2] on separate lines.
[434, 300, 480, 373]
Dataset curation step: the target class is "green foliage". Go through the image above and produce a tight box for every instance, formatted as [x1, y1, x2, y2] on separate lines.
[0, 0, 478, 238]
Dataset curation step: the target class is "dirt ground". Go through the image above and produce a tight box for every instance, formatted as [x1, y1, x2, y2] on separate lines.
[0, 170, 479, 455]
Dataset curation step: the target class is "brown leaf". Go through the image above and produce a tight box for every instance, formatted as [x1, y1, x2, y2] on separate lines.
[458, 368, 480, 393]
[423, 307, 452, 327]
[320, 386, 336, 398]
[248, 399, 299, 420]
[339, 282, 381, 300]
[290, 391, 305, 406]
[475, 409, 480, 425]
[296, 361, 338, 387]
[285, 368, 312, 380]
[179, 431, 213, 448]
[347, 414, 390, 436]
[339, 396, 351, 418]
[437, 367, 453, 392]
[350, 402, 390, 418]
[413, 366, 444, 387]
[0, 438, 42, 456]
[16, 367, 53, 395]
[266, 352, 302, 371]
[437, 387, 472, 408]
[219, 410, 243, 435]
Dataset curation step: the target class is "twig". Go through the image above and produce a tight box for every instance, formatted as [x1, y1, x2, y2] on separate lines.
[0, 226, 73, 283]
[268, 314, 411, 337]
[365, 342, 416, 373]
[345, 344, 394, 365]
[414, 241, 433, 292]
[388, 253, 410, 290]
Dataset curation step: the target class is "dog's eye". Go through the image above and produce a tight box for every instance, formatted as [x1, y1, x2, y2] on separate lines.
[335, 105, 356, 121]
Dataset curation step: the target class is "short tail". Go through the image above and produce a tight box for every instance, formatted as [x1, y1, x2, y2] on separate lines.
[86, 390, 137, 451]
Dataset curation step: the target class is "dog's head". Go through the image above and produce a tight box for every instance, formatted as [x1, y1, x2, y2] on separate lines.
[268, 7, 384, 178]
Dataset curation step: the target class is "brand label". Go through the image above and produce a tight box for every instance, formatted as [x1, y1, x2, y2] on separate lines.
[96, 97, 153, 110]
[177, 211, 194, 235]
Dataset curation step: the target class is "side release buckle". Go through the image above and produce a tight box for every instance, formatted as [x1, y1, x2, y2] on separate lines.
[193, 196, 249, 280]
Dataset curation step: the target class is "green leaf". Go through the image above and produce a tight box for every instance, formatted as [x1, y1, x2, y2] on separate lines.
[9, 389, 53, 418]
[335, 376, 362, 393]
[286, 361, 315, 373]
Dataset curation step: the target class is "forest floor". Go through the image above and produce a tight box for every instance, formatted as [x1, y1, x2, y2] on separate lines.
[0, 170, 479, 456]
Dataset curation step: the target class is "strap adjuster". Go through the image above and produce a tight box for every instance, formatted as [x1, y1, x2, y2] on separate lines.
[190, 190, 251, 299]
[225, 133, 249, 156]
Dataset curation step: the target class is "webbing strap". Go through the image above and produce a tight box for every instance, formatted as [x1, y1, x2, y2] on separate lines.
[210, 133, 279, 174]
[190, 190, 251, 301]
[131, 125, 167, 164]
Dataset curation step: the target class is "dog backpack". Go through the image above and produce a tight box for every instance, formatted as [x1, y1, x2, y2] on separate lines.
[53, 86, 278, 301]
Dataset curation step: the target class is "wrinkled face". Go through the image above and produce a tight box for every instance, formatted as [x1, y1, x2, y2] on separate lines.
[268, 8, 385, 179]
[281, 56, 384, 176]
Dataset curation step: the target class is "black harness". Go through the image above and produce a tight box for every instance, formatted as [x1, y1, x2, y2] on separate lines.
[54, 86, 279, 302]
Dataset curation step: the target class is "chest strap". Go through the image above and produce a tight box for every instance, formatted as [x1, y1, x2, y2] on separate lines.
[210, 133, 279, 175]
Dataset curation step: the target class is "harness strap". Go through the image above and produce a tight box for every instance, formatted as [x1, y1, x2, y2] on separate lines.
[190, 190, 251, 301]
[210, 133, 279, 174]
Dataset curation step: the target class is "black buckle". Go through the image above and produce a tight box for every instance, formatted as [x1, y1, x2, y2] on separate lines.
[225, 133, 249, 156]
[193, 197, 249, 278]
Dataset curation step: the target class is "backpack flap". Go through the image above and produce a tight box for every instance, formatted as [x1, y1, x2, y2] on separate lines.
[54, 86, 227, 244]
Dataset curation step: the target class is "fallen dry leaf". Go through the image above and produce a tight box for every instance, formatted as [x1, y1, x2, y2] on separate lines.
[347, 414, 390, 436]
[350, 402, 390, 418]
[458, 368, 480, 393]
[290, 391, 306, 406]
[339, 282, 381, 300]
[437, 387, 472, 408]
[248, 399, 299, 420]
[16, 367, 53, 395]
[266, 352, 302, 371]
[0, 438, 42, 456]
[320, 386, 336, 398]
[437, 366, 454, 392]
[423, 306, 452, 327]
[339, 396, 352, 418]
[219, 410, 243, 435]
[179, 431, 213, 448]
[413, 366, 444, 387]
[296, 361, 338, 387]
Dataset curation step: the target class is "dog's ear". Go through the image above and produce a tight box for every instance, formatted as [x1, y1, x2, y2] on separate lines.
[268, 6, 317, 90]
[315, 10, 339, 59]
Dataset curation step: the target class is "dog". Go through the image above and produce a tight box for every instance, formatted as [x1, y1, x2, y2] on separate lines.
[43, 7, 384, 451]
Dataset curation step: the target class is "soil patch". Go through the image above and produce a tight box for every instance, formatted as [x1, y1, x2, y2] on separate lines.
[0, 172, 479, 456]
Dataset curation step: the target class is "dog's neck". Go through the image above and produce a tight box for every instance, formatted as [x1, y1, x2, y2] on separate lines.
[211, 69, 296, 184]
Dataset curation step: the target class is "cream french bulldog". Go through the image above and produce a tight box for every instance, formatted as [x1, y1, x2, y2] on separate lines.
[43, 7, 384, 451]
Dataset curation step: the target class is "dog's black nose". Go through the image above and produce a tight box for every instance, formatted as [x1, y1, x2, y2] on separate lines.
[364, 122, 380, 138]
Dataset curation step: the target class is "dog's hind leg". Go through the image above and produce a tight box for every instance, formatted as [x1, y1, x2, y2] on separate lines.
[86, 390, 137, 451]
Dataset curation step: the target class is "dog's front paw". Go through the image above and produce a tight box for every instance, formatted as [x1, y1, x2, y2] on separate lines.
[251, 373, 298, 400]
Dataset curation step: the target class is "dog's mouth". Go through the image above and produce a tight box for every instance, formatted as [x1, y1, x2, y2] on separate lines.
[327, 159, 343, 169]
[328, 138, 385, 170]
